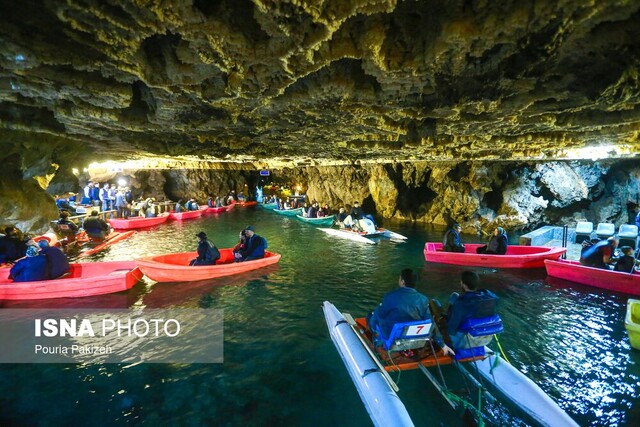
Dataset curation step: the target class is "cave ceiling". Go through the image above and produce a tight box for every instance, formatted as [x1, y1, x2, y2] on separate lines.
[1, 0, 640, 170]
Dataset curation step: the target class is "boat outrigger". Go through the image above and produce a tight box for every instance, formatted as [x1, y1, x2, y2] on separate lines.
[323, 301, 577, 426]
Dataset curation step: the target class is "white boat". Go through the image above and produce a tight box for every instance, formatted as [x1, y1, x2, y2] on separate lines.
[322, 301, 414, 427]
[463, 352, 578, 427]
[382, 229, 408, 241]
[318, 227, 379, 244]
[324, 301, 578, 427]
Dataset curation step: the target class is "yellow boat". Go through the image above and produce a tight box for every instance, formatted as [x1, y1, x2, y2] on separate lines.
[625, 299, 640, 350]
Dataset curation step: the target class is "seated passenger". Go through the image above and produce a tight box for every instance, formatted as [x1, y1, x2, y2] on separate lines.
[207, 197, 214, 208]
[82, 211, 110, 240]
[175, 200, 184, 213]
[37, 239, 70, 279]
[368, 269, 430, 339]
[430, 271, 499, 354]
[307, 202, 318, 218]
[232, 230, 247, 262]
[443, 223, 465, 253]
[239, 226, 266, 261]
[56, 211, 79, 244]
[190, 232, 220, 266]
[613, 246, 636, 273]
[9, 246, 48, 282]
[336, 208, 348, 227]
[580, 236, 618, 269]
[0, 226, 24, 264]
[476, 227, 508, 254]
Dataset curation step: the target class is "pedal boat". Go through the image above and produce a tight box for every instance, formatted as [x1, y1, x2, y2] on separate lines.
[424, 242, 566, 268]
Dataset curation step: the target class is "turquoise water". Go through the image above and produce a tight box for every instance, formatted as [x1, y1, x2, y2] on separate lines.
[1, 208, 639, 426]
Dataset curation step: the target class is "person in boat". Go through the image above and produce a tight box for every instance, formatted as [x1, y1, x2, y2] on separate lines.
[232, 230, 247, 262]
[430, 271, 499, 355]
[613, 246, 636, 273]
[37, 239, 70, 279]
[443, 223, 465, 253]
[83, 210, 110, 240]
[56, 211, 79, 244]
[190, 231, 221, 266]
[336, 207, 348, 227]
[350, 201, 364, 220]
[0, 226, 25, 264]
[321, 203, 331, 216]
[175, 199, 184, 213]
[207, 197, 214, 208]
[308, 201, 320, 218]
[214, 196, 223, 208]
[367, 268, 430, 340]
[239, 226, 266, 261]
[55, 196, 74, 212]
[316, 207, 326, 218]
[580, 236, 618, 269]
[476, 227, 508, 254]
[9, 246, 48, 282]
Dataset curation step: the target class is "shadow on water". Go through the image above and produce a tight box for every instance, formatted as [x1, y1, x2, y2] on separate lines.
[0, 209, 638, 426]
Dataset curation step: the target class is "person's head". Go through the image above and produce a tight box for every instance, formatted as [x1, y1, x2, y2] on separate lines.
[453, 222, 461, 231]
[354, 201, 360, 207]
[26, 246, 39, 257]
[607, 236, 618, 248]
[37, 239, 49, 249]
[620, 246, 634, 256]
[339, 207, 345, 213]
[103, 183, 109, 188]
[4, 226, 16, 237]
[244, 225, 255, 237]
[460, 271, 480, 291]
[60, 211, 70, 219]
[399, 268, 417, 288]
[495, 227, 505, 236]
[196, 231, 207, 241]
[90, 210, 99, 217]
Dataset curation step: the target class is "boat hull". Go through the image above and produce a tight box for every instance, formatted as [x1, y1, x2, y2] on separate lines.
[319, 228, 378, 244]
[625, 299, 640, 350]
[199, 205, 231, 214]
[295, 215, 335, 226]
[109, 214, 169, 230]
[271, 207, 304, 216]
[545, 259, 640, 295]
[322, 301, 414, 427]
[424, 242, 566, 268]
[0, 261, 142, 300]
[237, 201, 257, 208]
[168, 210, 202, 220]
[135, 249, 281, 282]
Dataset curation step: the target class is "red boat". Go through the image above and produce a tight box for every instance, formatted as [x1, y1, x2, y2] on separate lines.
[168, 210, 202, 221]
[199, 204, 234, 214]
[76, 231, 136, 258]
[545, 259, 640, 295]
[136, 249, 281, 282]
[109, 213, 169, 230]
[0, 261, 143, 300]
[424, 242, 566, 269]
[237, 201, 257, 208]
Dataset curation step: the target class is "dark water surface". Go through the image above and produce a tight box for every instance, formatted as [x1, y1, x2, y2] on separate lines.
[1, 208, 639, 426]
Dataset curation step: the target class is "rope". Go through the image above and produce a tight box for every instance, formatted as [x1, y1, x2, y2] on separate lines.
[441, 390, 486, 427]
[493, 334, 511, 364]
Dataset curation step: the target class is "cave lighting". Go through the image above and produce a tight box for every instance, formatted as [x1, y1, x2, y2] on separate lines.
[117, 178, 127, 187]
[14, 54, 25, 62]
[563, 144, 628, 161]
[71, 168, 79, 175]
[296, 185, 302, 192]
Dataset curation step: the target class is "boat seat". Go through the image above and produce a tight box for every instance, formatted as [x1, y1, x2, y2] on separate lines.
[575, 221, 593, 244]
[454, 314, 504, 360]
[596, 223, 615, 240]
[618, 224, 639, 249]
[377, 319, 433, 352]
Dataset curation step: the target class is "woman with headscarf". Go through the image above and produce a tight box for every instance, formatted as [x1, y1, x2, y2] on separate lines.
[476, 227, 508, 255]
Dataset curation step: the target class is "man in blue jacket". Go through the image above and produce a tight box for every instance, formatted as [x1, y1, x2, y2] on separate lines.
[368, 269, 430, 339]
[38, 239, 70, 279]
[239, 226, 266, 261]
[9, 246, 48, 282]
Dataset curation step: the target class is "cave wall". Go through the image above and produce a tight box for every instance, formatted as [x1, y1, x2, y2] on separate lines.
[3, 159, 639, 235]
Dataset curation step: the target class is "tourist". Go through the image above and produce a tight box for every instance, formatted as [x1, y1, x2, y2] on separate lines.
[349, 201, 364, 220]
[336, 207, 348, 226]
[190, 232, 220, 266]
[90, 182, 101, 206]
[37, 239, 70, 279]
[83, 210, 110, 240]
[175, 199, 184, 213]
[476, 227, 508, 255]
[82, 181, 92, 204]
[9, 246, 48, 282]
[115, 189, 127, 218]
[56, 211, 79, 243]
[429, 271, 499, 355]
[0, 226, 24, 264]
[636, 207, 640, 229]
[239, 226, 266, 261]
[443, 223, 465, 253]
[214, 196, 222, 208]
[100, 183, 110, 212]
[321, 203, 331, 216]
[232, 230, 247, 262]
[368, 268, 430, 339]
[580, 236, 618, 269]
[207, 197, 214, 208]
[307, 201, 318, 218]
[613, 246, 636, 273]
